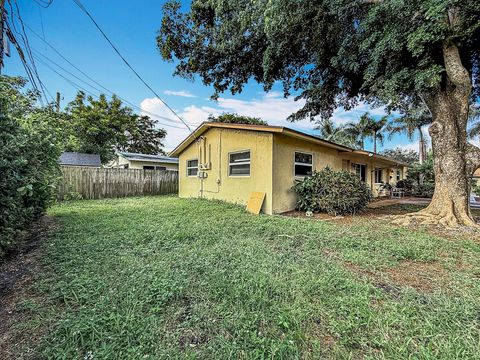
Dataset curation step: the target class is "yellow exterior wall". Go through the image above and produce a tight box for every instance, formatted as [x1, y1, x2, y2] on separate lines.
[177, 127, 406, 215]
[272, 134, 343, 213]
[271, 134, 405, 213]
[178, 128, 274, 214]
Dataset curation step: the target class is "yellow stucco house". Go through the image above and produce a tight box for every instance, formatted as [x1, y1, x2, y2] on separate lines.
[170, 122, 409, 214]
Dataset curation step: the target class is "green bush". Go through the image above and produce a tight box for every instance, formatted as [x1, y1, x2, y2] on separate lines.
[293, 167, 372, 216]
[0, 77, 63, 258]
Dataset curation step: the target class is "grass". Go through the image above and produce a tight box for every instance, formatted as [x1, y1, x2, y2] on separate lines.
[16, 197, 480, 358]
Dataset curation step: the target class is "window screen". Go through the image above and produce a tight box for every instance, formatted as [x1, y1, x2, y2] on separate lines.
[294, 152, 313, 176]
[229, 151, 250, 176]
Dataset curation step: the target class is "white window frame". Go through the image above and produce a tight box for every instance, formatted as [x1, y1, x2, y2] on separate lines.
[186, 159, 199, 177]
[352, 163, 367, 182]
[228, 150, 251, 177]
[374, 168, 383, 184]
[396, 169, 402, 181]
[294, 151, 314, 178]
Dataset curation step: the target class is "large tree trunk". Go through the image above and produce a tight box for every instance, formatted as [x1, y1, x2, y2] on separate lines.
[395, 42, 480, 228]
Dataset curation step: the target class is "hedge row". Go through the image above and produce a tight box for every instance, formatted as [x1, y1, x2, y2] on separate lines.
[0, 78, 63, 258]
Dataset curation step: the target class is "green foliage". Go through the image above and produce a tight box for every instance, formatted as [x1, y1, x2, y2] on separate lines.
[341, 113, 378, 150]
[15, 197, 480, 358]
[65, 92, 167, 163]
[315, 118, 358, 148]
[470, 180, 480, 196]
[407, 153, 435, 184]
[381, 148, 419, 164]
[406, 152, 436, 197]
[207, 112, 267, 125]
[158, 0, 480, 119]
[293, 167, 372, 215]
[0, 76, 63, 257]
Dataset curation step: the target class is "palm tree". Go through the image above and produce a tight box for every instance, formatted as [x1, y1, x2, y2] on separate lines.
[316, 118, 358, 148]
[365, 115, 388, 153]
[386, 107, 431, 163]
[342, 113, 372, 149]
[467, 104, 480, 138]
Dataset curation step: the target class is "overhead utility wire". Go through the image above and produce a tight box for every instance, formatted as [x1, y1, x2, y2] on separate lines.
[32, 53, 188, 130]
[71, 0, 193, 132]
[32, 48, 187, 129]
[3, 17, 50, 103]
[10, 1, 50, 103]
[19, 19, 189, 127]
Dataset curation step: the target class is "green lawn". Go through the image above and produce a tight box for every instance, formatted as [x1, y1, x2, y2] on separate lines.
[19, 197, 480, 358]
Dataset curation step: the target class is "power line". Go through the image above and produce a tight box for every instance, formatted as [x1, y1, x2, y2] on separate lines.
[31, 46, 188, 127]
[33, 53, 189, 130]
[18, 17, 193, 127]
[71, 0, 193, 132]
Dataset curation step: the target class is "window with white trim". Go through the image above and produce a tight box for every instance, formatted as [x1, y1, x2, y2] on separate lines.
[374, 168, 383, 183]
[186, 159, 198, 177]
[229, 151, 250, 176]
[352, 163, 366, 182]
[352, 164, 367, 182]
[294, 152, 313, 177]
[396, 169, 402, 181]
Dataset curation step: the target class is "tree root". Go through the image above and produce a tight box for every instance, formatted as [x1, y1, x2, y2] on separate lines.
[391, 208, 480, 229]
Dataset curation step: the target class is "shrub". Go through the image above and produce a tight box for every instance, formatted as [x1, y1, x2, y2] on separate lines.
[0, 77, 63, 258]
[293, 167, 372, 216]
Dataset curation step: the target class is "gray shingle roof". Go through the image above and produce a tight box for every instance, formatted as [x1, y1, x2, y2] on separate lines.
[59, 152, 101, 167]
[118, 152, 179, 164]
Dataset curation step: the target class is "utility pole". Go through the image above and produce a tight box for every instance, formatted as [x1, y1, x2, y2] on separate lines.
[56, 92, 61, 113]
[0, 0, 5, 74]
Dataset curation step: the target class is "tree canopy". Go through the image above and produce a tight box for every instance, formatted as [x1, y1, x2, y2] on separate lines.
[381, 148, 419, 165]
[159, 0, 480, 120]
[207, 113, 267, 125]
[66, 92, 167, 163]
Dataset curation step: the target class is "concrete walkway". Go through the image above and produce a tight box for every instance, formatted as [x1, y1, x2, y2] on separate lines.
[368, 197, 480, 209]
[367, 197, 430, 209]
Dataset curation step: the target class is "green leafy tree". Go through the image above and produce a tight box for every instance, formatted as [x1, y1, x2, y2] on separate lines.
[158, 0, 480, 227]
[66, 92, 167, 163]
[207, 113, 267, 125]
[0, 76, 63, 257]
[381, 148, 419, 165]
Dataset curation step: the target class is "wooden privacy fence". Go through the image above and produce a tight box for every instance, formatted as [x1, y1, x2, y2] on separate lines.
[57, 166, 178, 200]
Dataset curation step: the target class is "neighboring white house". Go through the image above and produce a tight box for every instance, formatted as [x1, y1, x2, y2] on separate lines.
[108, 151, 179, 171]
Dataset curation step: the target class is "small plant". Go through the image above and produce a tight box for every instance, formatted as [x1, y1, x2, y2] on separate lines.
[293, 167, 372, 216]
[62, 188, 83, 201]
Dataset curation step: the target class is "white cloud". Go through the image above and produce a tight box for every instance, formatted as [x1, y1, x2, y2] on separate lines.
[394, 142, 420, 152]
[164, 90, 197, 98]
[141, 92, 403, 152]
[140, 98, 193, 152]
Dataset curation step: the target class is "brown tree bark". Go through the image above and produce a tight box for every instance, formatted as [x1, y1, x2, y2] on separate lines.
[394, 41, 480, 228]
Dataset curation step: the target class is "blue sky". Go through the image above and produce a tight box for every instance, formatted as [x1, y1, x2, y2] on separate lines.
[4, 0, 423, 152]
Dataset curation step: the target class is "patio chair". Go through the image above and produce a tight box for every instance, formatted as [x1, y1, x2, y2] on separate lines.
[391, 187, 404, 198]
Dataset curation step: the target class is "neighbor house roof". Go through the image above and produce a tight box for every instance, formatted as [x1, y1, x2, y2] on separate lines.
[118, 151, 179, 164]
[59, 152, 101, 167]
[169, 122, 410, 166]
